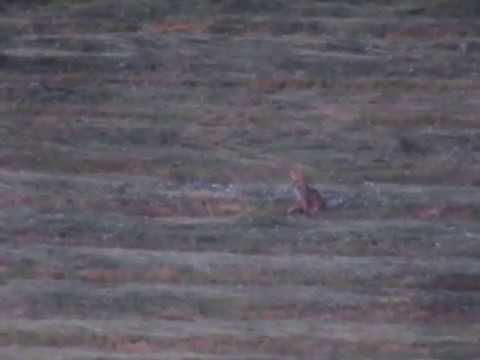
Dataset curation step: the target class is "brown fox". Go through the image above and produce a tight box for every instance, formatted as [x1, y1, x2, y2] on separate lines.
[287, 166, 326, 216]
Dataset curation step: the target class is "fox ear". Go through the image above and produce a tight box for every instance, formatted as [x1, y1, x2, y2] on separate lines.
[291, 165, 305, 177]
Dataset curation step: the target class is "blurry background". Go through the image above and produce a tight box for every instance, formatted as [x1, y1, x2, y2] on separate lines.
[0, 0, 479, 358]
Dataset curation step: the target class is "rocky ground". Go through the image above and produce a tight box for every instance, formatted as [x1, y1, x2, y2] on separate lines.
[0, 0, 480, 358]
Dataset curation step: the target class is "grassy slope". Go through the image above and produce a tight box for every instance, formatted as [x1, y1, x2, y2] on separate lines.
[0, 0, 480, 358]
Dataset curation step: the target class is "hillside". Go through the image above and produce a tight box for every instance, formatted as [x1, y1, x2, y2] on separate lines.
[1, 0, 480, 358]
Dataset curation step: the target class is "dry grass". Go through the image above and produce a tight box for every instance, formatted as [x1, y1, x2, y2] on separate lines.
[1, 0, 480, 359]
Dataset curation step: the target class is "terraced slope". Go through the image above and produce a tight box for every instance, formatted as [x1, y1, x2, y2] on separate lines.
[1, 0, 480, 358]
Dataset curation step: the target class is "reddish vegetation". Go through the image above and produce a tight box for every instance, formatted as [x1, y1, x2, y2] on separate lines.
[309, 103, 356, 122]
[78, 266, 180, 283]
[0, 193, 35, 208]
[33, 266, 66, 280]
[0, 260, 8, 274]
[15, 232, 47, 245]
[386, 24, 468, 41]
[37, 104, 158, 120]
[414, 205, 473, 221]
[114, 339, 153, 354]
[154, 309, 197, 321]
[246, 301, 479, 324]
[377, 342, 430, 356]
[156, 265, 181, 282]
[241, 24, 273, 37]
[430, 274, 480, 291]
[144, 21, 210, 34]
[78, 269, 125, 283]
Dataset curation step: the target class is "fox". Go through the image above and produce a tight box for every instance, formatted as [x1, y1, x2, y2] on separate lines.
[287, 166, 326, 216]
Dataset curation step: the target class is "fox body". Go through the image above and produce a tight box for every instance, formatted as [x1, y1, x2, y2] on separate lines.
[288, 167, 325, 216]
